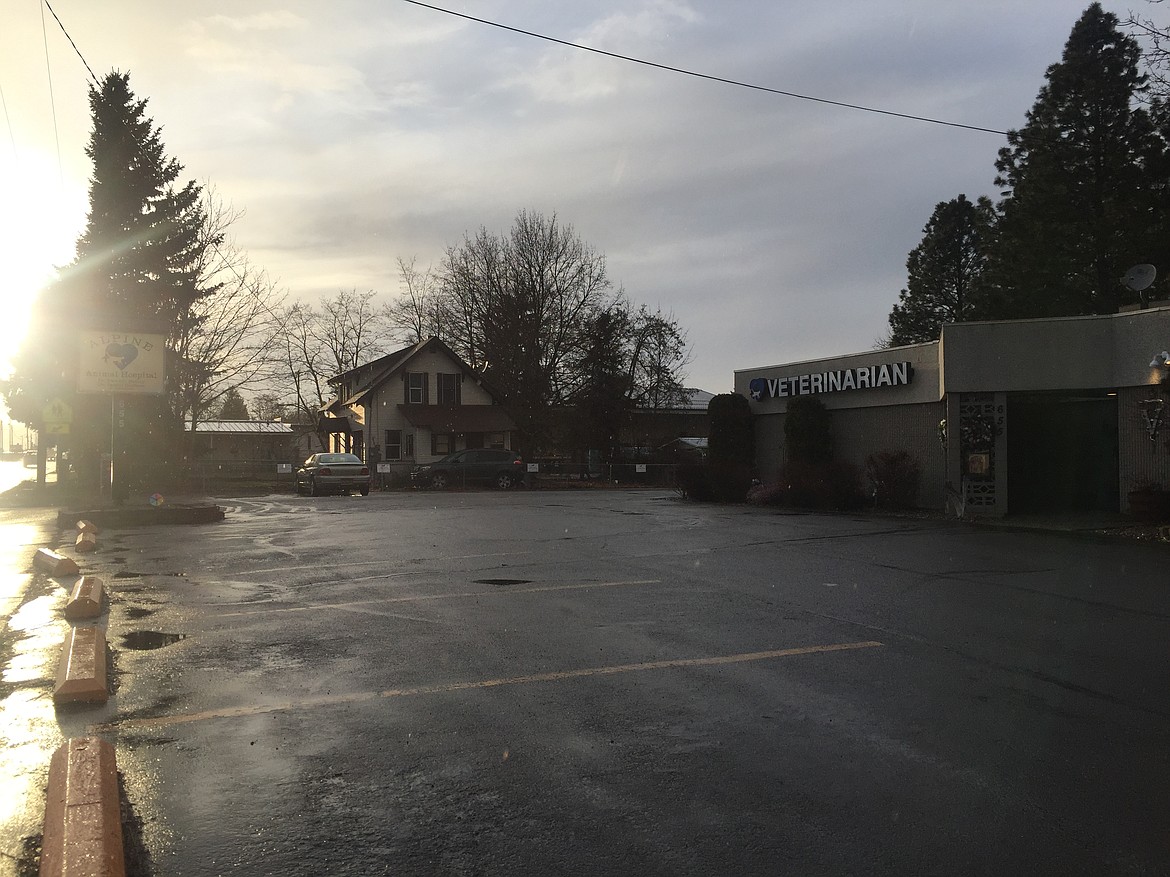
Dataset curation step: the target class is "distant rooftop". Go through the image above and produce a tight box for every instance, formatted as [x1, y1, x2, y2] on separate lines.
[186, 420, 296, 435]
[685, 388, 713, 410]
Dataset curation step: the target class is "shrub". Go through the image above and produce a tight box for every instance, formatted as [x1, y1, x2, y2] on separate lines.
[708, 393, 754, 466]
[864, 450, 922, 510]
[675, 463, 715, 501]
[784, 397, 832, 465]
[764, 460, 865, 511]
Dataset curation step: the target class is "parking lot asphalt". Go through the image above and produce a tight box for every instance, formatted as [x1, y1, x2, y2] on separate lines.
[8, 489, 1170, 875]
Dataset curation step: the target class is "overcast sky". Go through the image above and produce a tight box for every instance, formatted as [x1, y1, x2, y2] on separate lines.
[2, 0, 1165, 395]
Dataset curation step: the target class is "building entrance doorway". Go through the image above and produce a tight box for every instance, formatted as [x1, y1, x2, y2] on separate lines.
[1006, 392, 1118, 513]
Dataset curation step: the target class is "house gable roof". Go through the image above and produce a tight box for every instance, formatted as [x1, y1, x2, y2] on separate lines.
[327, 337, 507, 409]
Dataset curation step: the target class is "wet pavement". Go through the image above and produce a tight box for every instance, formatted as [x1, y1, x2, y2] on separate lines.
[2, 489, 1169, 875]
[0, 505, 68, 876]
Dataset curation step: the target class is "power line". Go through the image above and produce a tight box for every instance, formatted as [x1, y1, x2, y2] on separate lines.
[0, 81, 17, 160]
[39, 0, 62, 184]
[43, 0, 100, 87]
[399, 0, 1011, 138]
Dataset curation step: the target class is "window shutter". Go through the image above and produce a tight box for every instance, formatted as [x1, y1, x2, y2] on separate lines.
[423, 373, 430, 405]
[403, 372, 409, 404]
[456, 375, 462, 405]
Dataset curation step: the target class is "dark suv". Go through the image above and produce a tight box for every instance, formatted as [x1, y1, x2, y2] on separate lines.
[411, 449, 525, 490]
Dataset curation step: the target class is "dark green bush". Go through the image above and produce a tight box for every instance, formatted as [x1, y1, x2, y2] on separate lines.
[708, 393, 754, 466]
[675, 461, 753, 503]
[784, 397, 832, 465]
[864, 450, 922, 509]
[675, 463, 715, 501]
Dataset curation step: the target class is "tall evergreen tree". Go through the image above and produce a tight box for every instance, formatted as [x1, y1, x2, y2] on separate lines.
[6, 71, 210, 491]
[74, 72, 207, 327]
[987, 3, 1169, 317]
[887, 195, 997, 345]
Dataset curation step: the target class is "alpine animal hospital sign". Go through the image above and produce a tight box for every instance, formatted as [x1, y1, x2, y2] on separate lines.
[78, 331, 166, 395]
[749, 361, 913, 401]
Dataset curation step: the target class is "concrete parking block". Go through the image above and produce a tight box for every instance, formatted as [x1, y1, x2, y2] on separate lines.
[64, 577, 107, 622]
[75, 520, 101, 535]
[34, 548, 80, 577]
[53, 626, 109, 705]
[40, 737, 126, 877]
[75, 531, 98, 554]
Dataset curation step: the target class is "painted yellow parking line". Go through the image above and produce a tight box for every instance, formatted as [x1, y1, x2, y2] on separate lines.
[216, 579, 662, 618]
[92, 640, 883, 733]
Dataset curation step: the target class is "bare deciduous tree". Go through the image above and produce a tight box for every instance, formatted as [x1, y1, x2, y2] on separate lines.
[174, 190, 286, 439]
[276, 289, 390, 421]
[383, 257, 445, 345]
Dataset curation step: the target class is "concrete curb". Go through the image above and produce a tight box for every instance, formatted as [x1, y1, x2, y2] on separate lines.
[53, 626, 109, 705]
[56, 505, 225, 529]
[34, 548, 80, 577]
[64, 577, 107, 622]
[40, 737, 126, 877]
[75, 531, 98, 553]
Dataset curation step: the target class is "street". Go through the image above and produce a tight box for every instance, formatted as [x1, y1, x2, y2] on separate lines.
[5, 489, 1170, 875]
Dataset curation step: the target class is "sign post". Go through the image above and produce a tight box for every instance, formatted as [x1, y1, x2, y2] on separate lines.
[76, 331, 167, 502]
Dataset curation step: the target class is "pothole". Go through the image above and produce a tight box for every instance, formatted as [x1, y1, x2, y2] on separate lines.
[114, 571, 143, 579]
[473, 578, 533, 586]
[126, 607, 154, 619]
[121, 631, 185, 650]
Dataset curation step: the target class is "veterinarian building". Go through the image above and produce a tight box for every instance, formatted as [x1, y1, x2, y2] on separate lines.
[734, 306, 1170, 516]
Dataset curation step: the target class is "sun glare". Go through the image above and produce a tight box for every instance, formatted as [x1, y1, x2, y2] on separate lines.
[0, 152, 85, 379]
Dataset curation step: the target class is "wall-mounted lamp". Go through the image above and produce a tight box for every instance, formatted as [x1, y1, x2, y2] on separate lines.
[1150, 351, 1170, 369]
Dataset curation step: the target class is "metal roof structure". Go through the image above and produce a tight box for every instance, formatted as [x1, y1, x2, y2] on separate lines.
[186, 420, 297, 435]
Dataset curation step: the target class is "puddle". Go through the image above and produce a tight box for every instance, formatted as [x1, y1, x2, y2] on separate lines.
[120, 631, 185, 650]
[473, 578, 533, 586]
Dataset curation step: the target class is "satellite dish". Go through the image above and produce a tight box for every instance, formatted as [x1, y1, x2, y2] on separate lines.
[1123, 264, 1157, 292]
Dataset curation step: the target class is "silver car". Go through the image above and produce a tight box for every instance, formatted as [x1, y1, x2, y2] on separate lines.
[296, 453, 371, 496]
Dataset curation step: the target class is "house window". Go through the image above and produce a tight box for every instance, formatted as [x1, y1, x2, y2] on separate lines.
[438, 373, 461, 405]
[404, 433, 415, 459]
[406, 372, 426, 404]
[487, 432, 505, 449]
[385, 430, 401, 461]
[432, 433, 452, 455]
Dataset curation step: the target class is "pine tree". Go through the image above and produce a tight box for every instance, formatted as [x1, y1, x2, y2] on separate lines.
[73, 72, 206, 328]
[217, 388, 250, 421]
[887, 195, 997, 345]
[6, 71, 210, 491]
[988, 3, 1169, 317]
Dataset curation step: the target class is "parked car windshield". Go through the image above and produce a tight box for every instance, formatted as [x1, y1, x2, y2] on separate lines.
[314, 454, 362, 465]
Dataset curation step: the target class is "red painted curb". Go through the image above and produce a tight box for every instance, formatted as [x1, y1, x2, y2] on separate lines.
[64, 577, 106, 622]
[40, 737, 126, 877]
[34, 548, 80, 578]
[53, 626, 108, 705]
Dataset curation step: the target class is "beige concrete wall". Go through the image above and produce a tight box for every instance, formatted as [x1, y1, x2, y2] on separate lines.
[753, 401, 946, 509]
[941, 306, 1170, 393]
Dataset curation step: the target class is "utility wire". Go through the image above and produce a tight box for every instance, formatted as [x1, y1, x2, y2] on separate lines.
[39, 0, 63, 184]
[0, 81, 18, 160]
[399, 0, 1011, 138]
[43, 0, 100, 87]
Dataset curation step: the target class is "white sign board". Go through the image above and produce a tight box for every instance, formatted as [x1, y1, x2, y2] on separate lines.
[376, 462, 394, 473]
[78, 331, 167, 395]
[527, 463, 539, 473]
[276, 463, 292, 474]
[636, 464, 647, 473]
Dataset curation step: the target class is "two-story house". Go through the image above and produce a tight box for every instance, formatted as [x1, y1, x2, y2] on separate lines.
[318, 338, 518, 481]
